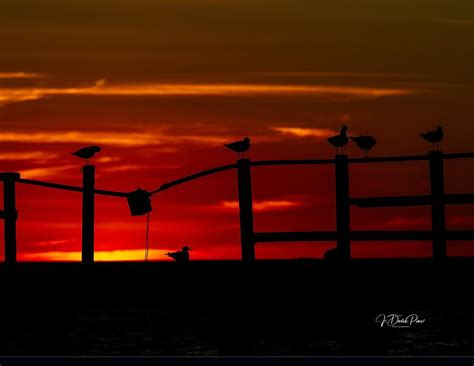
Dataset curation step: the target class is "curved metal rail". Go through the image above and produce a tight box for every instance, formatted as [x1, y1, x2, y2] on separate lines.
[11, 152, 474, 197]
[151, 152, 474, 193]
[150, 164, 237, 195]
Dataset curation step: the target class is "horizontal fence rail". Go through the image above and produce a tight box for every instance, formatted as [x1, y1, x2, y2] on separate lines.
[18, 178, 129, 197]
[249, 152, 474, 167]
[1, 150, 474, 264]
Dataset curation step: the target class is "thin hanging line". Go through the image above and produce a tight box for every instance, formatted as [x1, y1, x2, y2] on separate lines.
[145, 212, 151, 261]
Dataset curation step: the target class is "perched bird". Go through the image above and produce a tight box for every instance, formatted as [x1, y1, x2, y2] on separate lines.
[324, 247, 340, 263]
[72, 146, 101, 165]
[350, 135, 377, 158]
[225, 137, 250, 159]
[166, 246, 191, 263]
[327, 126, 349, 155]
[420, 126, 443, 151]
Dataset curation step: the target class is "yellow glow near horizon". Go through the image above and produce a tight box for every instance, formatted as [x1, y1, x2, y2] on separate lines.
[20, 249, 172, 262]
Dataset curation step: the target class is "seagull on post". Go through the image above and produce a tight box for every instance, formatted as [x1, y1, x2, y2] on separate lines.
[72, 146, 102, 165]
[327, 126, 349, 155]
[225, 137, 251, 159]
[420, 126, 443, 151]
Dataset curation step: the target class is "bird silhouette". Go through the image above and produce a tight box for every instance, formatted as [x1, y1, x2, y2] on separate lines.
[166, 246, 191, 263]
[420, 126, 443, 151]
[72, 146, 101, 165]
[324, 247, 340, 263]
[327, 126, 349, 155]
[350, 135, 376, 158]
[225, 137, 250, 159]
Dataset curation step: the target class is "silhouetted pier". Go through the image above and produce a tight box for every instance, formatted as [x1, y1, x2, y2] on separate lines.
[1, 151, 474, 264]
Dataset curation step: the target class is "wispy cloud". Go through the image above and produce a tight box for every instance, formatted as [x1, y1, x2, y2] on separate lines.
[101, 164, 150, 173]
[0, 151, 59, 160]
[19, 165, 76, 179]
[217, 199, 303, 212]
[96, 156, 121, 163]
[0, 72, 45, 79]
[31, 239, 70, 247]
[100, 164, 181, 173]
[270, 126, 336, 139]
[0, 130, 229, 147]
[0, 131, 156, 146]
[0, 79, 420, 106]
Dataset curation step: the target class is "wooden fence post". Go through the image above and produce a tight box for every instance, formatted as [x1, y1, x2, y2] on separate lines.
[429, 151, 446, 261]
[82, 165, 95, 265]
[237, 159, 255, 263]
[335, 155, 351, 261]
[2, 172, 20, 265]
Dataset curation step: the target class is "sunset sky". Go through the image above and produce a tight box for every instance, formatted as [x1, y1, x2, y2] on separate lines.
[0, 0, 473, 261]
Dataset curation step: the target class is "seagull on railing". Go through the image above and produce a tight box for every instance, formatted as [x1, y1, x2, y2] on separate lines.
[350, 135, 377, 158]
[225, 137, 251, 159]
[327, 126, 349, 155]
[420, 126, 443, 151]
[166, 246, 191, 263]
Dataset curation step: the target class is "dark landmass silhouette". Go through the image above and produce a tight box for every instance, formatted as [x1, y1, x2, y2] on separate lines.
[1, 258, 473, 356]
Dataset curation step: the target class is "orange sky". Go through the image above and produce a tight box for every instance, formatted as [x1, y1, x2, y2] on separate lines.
[0, 0, 473, 261]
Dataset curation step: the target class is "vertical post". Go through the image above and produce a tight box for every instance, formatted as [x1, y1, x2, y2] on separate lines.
[237, 159, 255, 263]
[335, 155, 351, 261]
[429, 151, 446, 261]
[82, 165, 95, 265]
[3, 173, 20, 265]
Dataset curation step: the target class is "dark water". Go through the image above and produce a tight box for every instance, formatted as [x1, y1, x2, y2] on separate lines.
[0, 260, 473, 356]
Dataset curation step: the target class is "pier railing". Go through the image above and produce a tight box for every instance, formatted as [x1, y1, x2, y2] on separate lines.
[1, 151, 474, 264]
